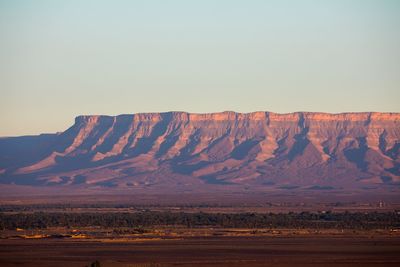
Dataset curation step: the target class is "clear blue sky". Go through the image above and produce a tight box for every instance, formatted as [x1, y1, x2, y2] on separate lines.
[1, 0, 399, 136]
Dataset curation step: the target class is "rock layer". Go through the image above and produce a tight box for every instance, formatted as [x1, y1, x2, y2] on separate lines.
[0, 111, 399, 190]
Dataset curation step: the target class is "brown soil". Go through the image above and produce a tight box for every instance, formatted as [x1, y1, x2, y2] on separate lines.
[1, 236, 399, 267]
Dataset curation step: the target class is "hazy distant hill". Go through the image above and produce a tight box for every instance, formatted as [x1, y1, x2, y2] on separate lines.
[0, 111, 399, 193]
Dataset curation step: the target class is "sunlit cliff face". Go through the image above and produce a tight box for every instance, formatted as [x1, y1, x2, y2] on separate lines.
[0, 111, 399, 190]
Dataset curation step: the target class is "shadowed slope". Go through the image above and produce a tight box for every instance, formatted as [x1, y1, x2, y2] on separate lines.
[0, 111, 399, 192]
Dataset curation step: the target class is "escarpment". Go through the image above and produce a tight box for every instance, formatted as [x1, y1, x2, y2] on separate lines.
[0, 111, 399, 190]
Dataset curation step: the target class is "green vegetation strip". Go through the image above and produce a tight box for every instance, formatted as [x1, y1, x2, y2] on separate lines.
[1, 211, 400, 230]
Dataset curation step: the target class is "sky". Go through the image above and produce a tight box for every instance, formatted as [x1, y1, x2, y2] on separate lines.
[0, 0, 399, 136]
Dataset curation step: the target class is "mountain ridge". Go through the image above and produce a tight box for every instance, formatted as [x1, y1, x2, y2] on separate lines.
[0, 111, 399, 193]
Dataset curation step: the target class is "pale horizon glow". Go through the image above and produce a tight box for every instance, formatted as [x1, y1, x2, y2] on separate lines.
[1, 0, 399, 136]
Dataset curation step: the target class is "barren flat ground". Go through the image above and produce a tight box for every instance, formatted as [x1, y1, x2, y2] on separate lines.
[1, 236, 400, 267]
[1, 200, 399, 266]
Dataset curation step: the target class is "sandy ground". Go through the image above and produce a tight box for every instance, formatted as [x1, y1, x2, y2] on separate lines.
[1, 235, 400, 267]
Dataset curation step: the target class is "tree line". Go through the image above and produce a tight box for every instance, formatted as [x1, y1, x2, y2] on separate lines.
[0, 211, 399, 230]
